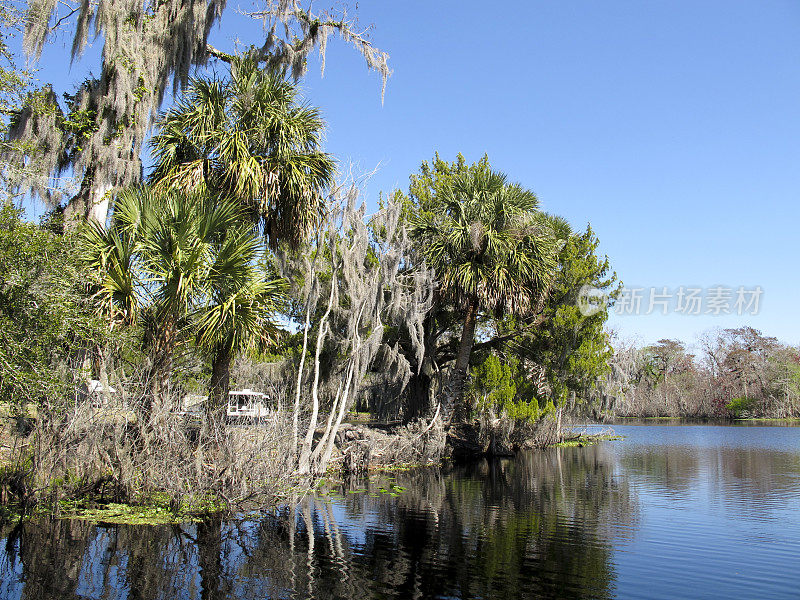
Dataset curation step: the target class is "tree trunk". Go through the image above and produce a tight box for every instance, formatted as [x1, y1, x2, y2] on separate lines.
[207, 347, 232, 428]
[404, 306, 438, 422]
[91, 344, 112, 405]
[292, 303, 311, 449]
[443, 297, 479, 422]
[64, 176, 112, 228]
[146, 352, 172, 419]
[405, 371, 432, 422]
[144, 321, 175, 420]
[298, 278, 337, 474]
[317, 359, 356, 473]
[310, 377, 344, 466]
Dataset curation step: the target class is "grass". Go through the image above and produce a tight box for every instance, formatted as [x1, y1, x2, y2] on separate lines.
[345, 412, 372, 422]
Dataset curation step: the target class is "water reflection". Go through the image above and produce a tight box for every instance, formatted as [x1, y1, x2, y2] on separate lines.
[0, 446, 633, 600]
[1, 426, 799, 600]
[615, 425, 800, 519]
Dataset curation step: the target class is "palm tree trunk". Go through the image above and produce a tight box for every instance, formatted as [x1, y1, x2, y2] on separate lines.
[207, 347, 232, 427]
[144, 320, 175, 419]
[146, 350, 172, 418]
[454, 298, 479, 374]
[444, 297, 479, 422]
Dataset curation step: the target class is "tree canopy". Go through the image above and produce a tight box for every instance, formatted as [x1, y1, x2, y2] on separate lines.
[4, 0, 388, 224]
[149, 57, 335, 249]
[406, 154, 565, 418]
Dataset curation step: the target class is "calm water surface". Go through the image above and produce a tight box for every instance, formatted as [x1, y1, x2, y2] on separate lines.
[1, 423, 799, 599]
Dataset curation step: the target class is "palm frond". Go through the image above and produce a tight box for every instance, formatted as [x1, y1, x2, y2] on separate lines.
[149, 56, 335, 249]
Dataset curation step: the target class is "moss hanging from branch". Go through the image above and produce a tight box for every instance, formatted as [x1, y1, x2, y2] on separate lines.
[6, 1, 390, 221]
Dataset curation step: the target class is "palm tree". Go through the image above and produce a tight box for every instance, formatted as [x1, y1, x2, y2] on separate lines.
[149, 55, 335, 248]
[195, 237, 286, 422]
[81, 186, 277, 415]
[411, 162, 563, 418]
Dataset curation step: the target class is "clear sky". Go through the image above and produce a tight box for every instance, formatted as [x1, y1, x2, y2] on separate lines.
[16, 0, 800, 348]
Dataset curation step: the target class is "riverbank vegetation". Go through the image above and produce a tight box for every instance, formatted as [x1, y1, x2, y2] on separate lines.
[0, 72, 620, 519]
[602, 328, 800, 419]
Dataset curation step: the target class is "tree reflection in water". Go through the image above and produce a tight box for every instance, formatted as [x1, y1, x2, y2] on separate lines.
[0, 445, 638, 600]
[619, 444, 800, 519]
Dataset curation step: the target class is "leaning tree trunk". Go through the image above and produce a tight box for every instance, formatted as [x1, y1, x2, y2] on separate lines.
[298, 277, 337, 474]
[443, 297, 479, 423]
[292, 301, 311, 449]
[207, 346, 232, 428]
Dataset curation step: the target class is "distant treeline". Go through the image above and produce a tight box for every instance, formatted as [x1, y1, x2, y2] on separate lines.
[601, 327, 800, 419]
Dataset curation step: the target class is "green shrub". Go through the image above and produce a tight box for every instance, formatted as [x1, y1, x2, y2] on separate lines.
[470, 355, 518, 411]
[0, 204, 106, 408]
[468, 355, 562, 424]
[725, 396, 758, 418]
[503, 397, 540, 422]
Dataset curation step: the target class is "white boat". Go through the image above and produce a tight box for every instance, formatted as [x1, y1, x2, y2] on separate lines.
[226, 389, 274, 419]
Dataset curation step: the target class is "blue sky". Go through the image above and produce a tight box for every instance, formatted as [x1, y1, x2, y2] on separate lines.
[17, 0, 800, 348]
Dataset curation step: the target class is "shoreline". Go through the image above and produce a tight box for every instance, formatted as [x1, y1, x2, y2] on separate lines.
[1, 430, 621, 526]
[609, 416, 800, 423]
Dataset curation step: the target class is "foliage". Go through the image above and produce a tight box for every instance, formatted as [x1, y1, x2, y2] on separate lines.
[382, 155, 625, 424]
[0, 203, 104, 406]
[410, 155, 560, 315]
[514, 225, 621, 413]
[470, 354, 518, 411]
[195, 257, 286, 364]
[281, 184, 434, 474]
[60, 502, 196, 525]
[80, 186, 283, 407]
[0, 3, 27, 113]
[725, 396, 758, 418]
[149, 57, 335, 249]
[0, 2, 37, 203]
[405, 154, 564, 417]
[467, 352, 566, 424]
[6, 0, 389, 222]
[606, 328, 800, 418]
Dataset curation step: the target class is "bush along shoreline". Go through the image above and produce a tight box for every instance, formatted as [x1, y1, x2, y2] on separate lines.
[0, 379, 619, 526]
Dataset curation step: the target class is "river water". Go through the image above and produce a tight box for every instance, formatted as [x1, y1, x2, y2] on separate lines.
[1, 423, 799, 599]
